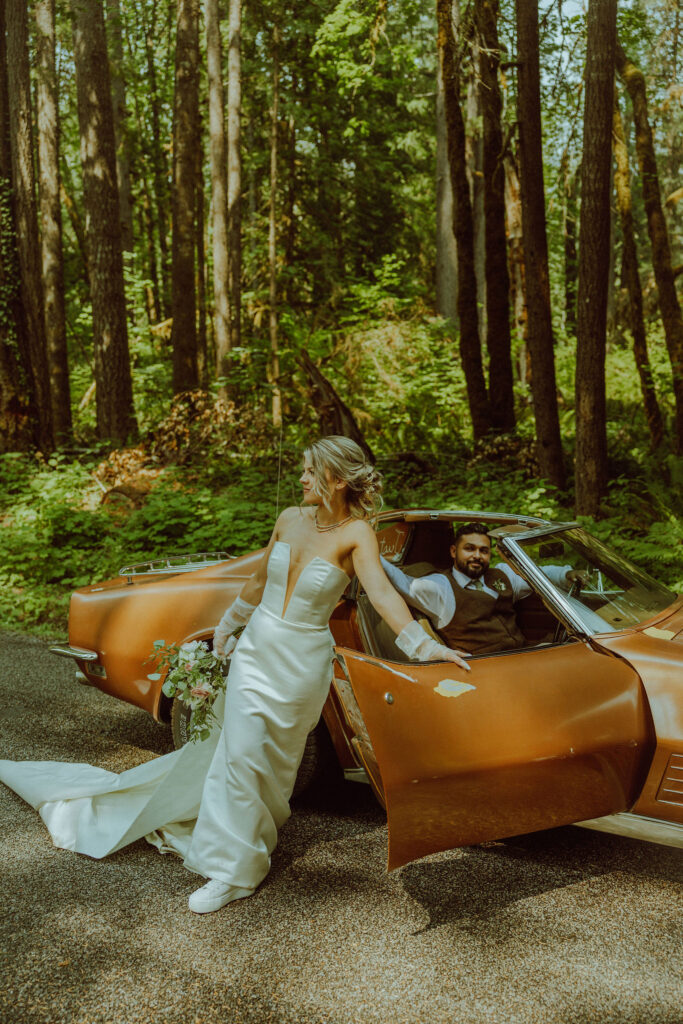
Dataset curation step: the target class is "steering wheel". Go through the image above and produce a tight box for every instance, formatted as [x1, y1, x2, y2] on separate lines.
[552, 578, 583, 645]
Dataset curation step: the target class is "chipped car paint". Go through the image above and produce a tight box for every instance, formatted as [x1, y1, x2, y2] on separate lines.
[643, 626, 676, 640]
[433, 679, 476, 698]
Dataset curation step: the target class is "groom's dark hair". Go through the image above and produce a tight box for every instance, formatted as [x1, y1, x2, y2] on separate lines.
[453, 521, 490, 543]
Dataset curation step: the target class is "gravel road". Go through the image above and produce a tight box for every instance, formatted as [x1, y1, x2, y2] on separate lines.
[1, 630, 681, 1024]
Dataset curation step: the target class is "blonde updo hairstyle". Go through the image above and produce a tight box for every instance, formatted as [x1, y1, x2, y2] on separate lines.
[304, 436, 383, 521]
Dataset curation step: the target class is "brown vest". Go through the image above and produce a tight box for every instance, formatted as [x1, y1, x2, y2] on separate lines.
[437, 568, 526, 655]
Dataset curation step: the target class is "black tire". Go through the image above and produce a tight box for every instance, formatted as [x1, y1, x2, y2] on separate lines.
[170, 693, 193, 749]
[170, 696, 333, 798]
[292, 719, 336, 798]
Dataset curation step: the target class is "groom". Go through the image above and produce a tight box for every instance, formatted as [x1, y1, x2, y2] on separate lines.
[380, 521, 574, 656]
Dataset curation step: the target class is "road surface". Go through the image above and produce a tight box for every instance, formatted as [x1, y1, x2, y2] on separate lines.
[1, 631, 681, 1024]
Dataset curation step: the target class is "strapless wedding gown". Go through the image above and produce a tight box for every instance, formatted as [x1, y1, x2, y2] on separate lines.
[0, 542, 350, 890]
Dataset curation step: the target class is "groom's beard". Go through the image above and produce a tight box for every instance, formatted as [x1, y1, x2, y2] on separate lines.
[454, 554, 487, 579]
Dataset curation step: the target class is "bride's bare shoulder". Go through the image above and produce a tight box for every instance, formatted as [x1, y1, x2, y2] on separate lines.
[275, 505, 310, 530]
[346, 517, 379, 546]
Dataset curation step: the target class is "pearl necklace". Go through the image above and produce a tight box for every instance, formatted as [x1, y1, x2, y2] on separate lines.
[314, 510, 353, 532]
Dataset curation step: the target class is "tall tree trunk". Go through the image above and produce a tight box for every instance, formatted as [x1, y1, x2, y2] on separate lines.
[206, 0, 231, 388]
[6, 0, 53, 451]
[561, 150, 578, 335]
[105, 0, 134, 253]
[139, 183, 160, 322]
[617, 42, 683, 454]
[283, 108, 297, 304]
[196, 123, 208, 388]
[436, 0, 492, 441]
[515, 0, 565, 488]
[227, 0, 242, 349]
[35, 0, 71, 443]
[171, 0, 200, 393]
[0, 184, 36, 451]
[0, 4, 40, 452]
[268, 20, 281, 428]
[575, 0, 616, 516]
[59, 175, 89, 284]
[613, 92, 664, 450]
[142, 0, 171, 317]
[435, 47, 458, 322]
[466, 34, 486, 348]
[71, 0, 136, 443]
[504, 150, 528, 385]
[297, 350, 374, 463]
[126, 32, 160, 320]
[476, 0, 515, 432]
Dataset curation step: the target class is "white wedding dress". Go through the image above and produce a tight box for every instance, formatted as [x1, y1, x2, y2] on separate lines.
[0, 541, 350, 890]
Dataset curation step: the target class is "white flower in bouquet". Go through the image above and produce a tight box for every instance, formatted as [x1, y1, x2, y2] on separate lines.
[146, 638, 227, 742]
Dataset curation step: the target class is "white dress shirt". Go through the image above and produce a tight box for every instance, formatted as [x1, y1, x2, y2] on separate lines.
[380, 557, 571, 630]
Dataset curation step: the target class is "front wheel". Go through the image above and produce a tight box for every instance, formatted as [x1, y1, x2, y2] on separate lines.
[170, 696, 332, 798]
[170, 693, 194, 749]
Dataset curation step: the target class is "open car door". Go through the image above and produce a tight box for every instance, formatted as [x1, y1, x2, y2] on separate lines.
[335, 639, 655, 869]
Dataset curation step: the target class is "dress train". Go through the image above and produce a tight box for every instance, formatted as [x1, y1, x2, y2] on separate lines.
[0, 542, 349, 890]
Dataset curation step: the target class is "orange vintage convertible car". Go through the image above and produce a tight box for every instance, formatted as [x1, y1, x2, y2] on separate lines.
[51, 509, 683, 865]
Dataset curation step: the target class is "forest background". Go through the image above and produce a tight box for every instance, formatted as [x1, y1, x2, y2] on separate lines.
[0, 0, 682, 636]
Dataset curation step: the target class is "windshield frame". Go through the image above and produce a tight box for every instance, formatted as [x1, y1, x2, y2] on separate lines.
[499, 525, 677, 636]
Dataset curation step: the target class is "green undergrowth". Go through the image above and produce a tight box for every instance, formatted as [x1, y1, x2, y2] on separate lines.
[1, 314, 681, 636]
[1, 435, 681, 639]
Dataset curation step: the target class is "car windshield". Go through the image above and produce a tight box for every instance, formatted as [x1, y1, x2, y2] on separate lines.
[514, 527, 676, 633]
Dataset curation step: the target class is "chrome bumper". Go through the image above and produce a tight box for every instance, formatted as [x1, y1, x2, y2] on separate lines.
[50, 643, 106, 683]
[576, 811, 683, 849]
[49, 643, 99, 662]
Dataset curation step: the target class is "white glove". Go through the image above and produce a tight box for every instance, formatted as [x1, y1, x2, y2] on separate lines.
[213, 596, 256, 659]
[395, 620, 471, 672]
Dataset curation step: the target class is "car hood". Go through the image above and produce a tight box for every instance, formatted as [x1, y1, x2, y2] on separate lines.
[592, 598, 683, 759]
[635, 596, 683, 644]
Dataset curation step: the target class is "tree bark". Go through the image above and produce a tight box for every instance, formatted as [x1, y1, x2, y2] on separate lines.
[142, 0, 171, 317]
[435, 49, 458, 322]
[283, 107, 297, 305]
[268, 20, 281, 428]
[227, 0, 242, 349]
[575, 0, 616, 516]
[6, 0, 53, 451]
[139, 182, 160, 322]
[171, 0, 200, 393]
[35, 0, 72, 443]
[105, 0, 134, 253]
[466, 34, 486, 349]
[504, 150, 528, 384]
[476, 0, 515, 432]
[617, 41, 683, 454]
[71, 0, 136, 443]
[59, 174, 89, 282]
[515, 0, 565, 488]
[613, 92, 664, 450]
[196, 121, 208, 388]
[206, 0, 231, 387]
[0, 4, 40, 452]
[436, 0, 492, 441]
[561, 150, 578, 335]
[297, 350, 374, 463]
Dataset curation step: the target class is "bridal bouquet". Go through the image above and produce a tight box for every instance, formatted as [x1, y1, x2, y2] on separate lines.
[147, 639, 226, 742]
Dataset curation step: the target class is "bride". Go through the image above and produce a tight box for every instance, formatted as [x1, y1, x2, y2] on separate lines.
[0, 436, 469, 914]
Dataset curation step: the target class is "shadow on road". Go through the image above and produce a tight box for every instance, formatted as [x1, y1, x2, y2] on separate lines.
[400, 823, 683, 935]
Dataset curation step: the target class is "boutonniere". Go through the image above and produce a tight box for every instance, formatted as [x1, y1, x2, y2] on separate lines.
[491, 579, 508, 593]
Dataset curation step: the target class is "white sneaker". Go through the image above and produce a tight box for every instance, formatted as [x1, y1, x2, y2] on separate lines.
[188, 878, 253, 914]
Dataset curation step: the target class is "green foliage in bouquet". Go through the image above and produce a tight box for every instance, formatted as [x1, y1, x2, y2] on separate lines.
[147, 639, 226, 742]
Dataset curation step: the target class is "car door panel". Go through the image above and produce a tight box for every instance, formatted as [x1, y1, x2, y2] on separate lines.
[335, 641, 654, 869]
